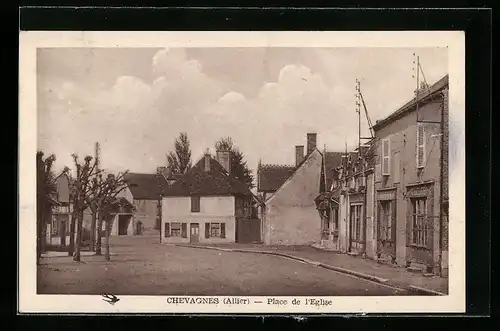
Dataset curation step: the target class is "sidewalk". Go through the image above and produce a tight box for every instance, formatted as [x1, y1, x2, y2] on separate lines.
[175, 243, 448, 295]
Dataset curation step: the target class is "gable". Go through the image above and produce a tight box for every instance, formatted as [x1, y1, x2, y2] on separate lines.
[123, 173, 166, 200]
[266, 149, 323, 206]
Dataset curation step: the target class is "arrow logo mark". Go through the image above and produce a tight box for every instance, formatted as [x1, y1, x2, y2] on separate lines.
[102, 294, 120, 305]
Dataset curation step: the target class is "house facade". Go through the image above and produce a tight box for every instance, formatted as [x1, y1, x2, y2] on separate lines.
[121, 172, 169, 234]
[336, 147, 376, 257]
[331, 75, 449, 277]
[259, 134, 326, 246]
[371, 75, 449, 276]
[161, 150, 257, 244]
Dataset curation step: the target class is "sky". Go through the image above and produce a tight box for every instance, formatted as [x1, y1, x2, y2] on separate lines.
[37, 47, 448, 182]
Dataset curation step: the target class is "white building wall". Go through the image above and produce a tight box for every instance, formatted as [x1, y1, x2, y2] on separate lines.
[161, 196, 236, 244]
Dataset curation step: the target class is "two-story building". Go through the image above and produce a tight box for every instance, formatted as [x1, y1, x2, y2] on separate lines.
[160, 149, 258, 244]
[329, 75, 449, 278]
[371, 74, 449, 277]
[334, 146, 376, 257]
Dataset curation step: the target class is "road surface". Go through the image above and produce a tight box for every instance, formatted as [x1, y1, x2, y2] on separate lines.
[38, 235, 414, 296]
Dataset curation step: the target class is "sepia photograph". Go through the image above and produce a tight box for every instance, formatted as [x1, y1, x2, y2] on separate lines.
[19, 31, 466, 314]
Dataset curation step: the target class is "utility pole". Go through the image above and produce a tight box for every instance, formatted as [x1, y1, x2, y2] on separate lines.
[356, 79, 361, 154]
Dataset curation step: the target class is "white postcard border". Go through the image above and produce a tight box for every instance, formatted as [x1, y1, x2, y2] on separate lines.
[19, 31, 466, 314]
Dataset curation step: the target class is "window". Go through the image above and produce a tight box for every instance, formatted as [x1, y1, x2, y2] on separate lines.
[165, 222, 187, 238]
[417, 123, 426, 168]
[210, 223, 220, 237]
[51, 217, 58, 236]
[170, 223, 182, 237]
[205, 222, 226, 239]
[191, 196, 200, 212]
[382, 139, 391, 175]
[379, 200, 395, 241]
[411, 198, 428, 247]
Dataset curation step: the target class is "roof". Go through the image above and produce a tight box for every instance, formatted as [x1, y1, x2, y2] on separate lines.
[162, 156, 253, 197]
[257, 164, 296, 192]
[323, 152, 345, 190]
[123, 173, 168, 200]
[373, 74, 449, 131]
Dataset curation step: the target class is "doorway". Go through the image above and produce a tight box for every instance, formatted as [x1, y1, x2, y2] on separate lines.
[118, 215, 130, 235]
[349, 204, 365, 253]
[377, 200, 397, 261]
[190, 223, 199, 243]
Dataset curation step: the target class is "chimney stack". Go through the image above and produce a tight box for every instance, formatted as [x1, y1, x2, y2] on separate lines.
[216, 149, 232, 175]
[157, 166, 172, 179]
[204, 149, 211, 172]
[307, 133, 317, 155]
[295, 145, 304, 166]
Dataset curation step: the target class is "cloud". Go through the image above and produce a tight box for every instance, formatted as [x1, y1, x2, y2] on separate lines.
[218, 91, 246, 104]
[38, 47, 448, 178]
[38, 48, 236, 174]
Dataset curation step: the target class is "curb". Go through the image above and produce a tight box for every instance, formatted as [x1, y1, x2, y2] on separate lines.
[407, 285, 447, 296]
[176, 244, 391, 286]
[176, 244, 446, 295]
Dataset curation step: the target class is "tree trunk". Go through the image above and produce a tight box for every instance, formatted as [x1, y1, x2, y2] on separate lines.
[68, 209, 77, 256]
[104, 219, 111, 261]
[73, 210, 83, 262]
[95, 212, 103, 255]
[90, 210, 97, 251]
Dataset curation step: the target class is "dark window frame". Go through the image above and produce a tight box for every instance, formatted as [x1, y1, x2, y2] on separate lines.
[191, 196, 201, 213]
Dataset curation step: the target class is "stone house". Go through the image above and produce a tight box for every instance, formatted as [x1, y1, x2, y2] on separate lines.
[160, 149, 258, 244]
[119, 172, 169, 234]
[258, 133, 344, 246]
[371, 74, 449, 277]
[331, 74, 449, 277]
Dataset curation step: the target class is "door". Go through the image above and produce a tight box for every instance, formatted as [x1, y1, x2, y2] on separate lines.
[349, 204, 364, 252]
[190, 223, 199, 243]
[118, 215, 129, 235]
[377, 200, 397, 260]
[409, 197, 433, 268]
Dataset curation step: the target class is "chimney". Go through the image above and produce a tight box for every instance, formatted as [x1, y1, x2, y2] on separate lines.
[295, 145, 304, 166]
[216, 149, 231, 175]
[306, 133, 317, 155]
[204, 149, 211, 172]
[157, 166, 172, 179]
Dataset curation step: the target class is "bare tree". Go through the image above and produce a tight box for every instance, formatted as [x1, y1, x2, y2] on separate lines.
[87, 172, 131, 258]
[69, 154, 98, 261]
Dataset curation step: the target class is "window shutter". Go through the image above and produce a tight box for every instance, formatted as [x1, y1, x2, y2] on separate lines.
[181, 223, 187, 238]
[417, 123, 426, 168]
[165, 223, 170, 237]
[382, 139, 390, 175]
[220, 223, 226, 238]
[205, 223, 210, 238]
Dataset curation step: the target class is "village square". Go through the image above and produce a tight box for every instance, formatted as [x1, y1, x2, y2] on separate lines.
[36, 47, 449, 296]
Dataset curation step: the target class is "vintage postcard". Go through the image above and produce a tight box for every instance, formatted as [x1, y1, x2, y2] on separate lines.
[19, 31, 465, 314]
